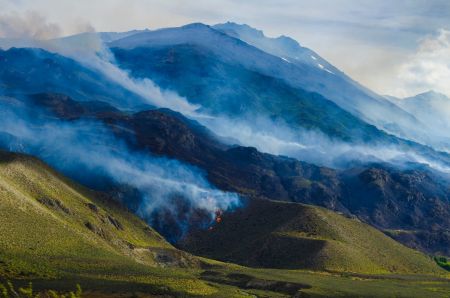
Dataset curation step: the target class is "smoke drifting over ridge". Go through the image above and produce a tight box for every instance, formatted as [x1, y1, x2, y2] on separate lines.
[45, 34, 200, 115]
[2, 11, 450, 232]
[198, 115, 450, 174]
[0, 97, 240, 240]
[0, 11, 199, 115]
[22, 29, 450, 176]
[0, 11, 61, 40]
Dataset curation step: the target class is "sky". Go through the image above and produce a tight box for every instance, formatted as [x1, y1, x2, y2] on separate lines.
[1, 0, 449, 98]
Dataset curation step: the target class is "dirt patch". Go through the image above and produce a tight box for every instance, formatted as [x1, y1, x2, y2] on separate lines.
[201, 271, 311, 296]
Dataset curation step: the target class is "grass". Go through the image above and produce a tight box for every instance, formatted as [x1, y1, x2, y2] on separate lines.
[180, 198, 446, 276]
[5, 266, 450, 298]
[0, 281, 82, 298]
[1, 150, 450, 297]
[0, 151, 196, 278]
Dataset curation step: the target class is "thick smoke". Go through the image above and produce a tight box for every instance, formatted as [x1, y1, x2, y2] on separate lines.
[0, 98, 240, 240]
[198, 114, 450, 174]
[51, 33, 450, 175]
[41, 32, 450, 176]
[0, 11, 61, 40]
[45, 34, 200, 115]
[2, 13, 449, 219]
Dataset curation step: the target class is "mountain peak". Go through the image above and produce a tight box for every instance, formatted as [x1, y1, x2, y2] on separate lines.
[214, 22, 301, 47]
[181, 22, 211, 30]
[215, 22, 265, 38]
[421, 90, 448, 98]
[406, 90, 449, 101]
[213, 22, 306, 56]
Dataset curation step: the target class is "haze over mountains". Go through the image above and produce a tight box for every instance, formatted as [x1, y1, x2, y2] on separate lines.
[1, 21, 450, 296]
[388, 91, 450, 151]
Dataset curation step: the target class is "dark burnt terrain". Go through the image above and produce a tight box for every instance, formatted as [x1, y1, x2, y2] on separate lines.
[21, 92, 450, 256]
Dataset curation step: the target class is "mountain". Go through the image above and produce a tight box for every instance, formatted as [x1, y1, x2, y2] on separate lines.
[0, 47, 147, 110]
[109, 23, 429, 144]
[213, 22, 340, 74]
[1, 43, 449, 171]
[179, 198, 443, 275]
[390, 91, 450, 151]
[0, 44, 449, 255]
[0, 150, 199, 277]
[0, 30, 147, 51]
[107, 23, 450, 167]
[110, 37, 386, 142]
[16, 92, 450, 257]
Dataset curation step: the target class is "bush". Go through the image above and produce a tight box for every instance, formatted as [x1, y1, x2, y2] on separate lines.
[0, 281, 82, 298]
[434, 256, 450, 271]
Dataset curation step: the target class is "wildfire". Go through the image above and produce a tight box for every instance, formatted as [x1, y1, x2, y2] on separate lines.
[215, 209, 223, 223]
[208, 209, 223, 231]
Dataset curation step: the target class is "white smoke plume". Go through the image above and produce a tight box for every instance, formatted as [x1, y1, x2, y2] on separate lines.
[198, 114, 450, 174]
[0, 99, 240, 240]
[2, 12, 449, 181]
[0, 11, 61, 39]
[0, 11, 199, 115]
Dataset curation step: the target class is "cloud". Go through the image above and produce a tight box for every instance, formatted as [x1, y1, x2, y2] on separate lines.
[395, 29, 450, 97]
[0, 11, 61, 39]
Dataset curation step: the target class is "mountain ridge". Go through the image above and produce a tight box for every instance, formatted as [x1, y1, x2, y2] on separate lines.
[10, 91, 450, 257]
[110, 22, 429, 144]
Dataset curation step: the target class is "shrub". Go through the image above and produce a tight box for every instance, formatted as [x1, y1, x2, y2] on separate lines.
[434, 256, 450, 271]
[0, 281, 81, 298]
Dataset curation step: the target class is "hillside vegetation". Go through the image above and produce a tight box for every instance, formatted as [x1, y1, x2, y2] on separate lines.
[1, 150, 450, 297]
[180, 198, 445, 275]
[0, 150, 199, 278]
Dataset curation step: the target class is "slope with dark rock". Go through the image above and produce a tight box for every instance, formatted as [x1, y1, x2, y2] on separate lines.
[21, 92, 450, 256]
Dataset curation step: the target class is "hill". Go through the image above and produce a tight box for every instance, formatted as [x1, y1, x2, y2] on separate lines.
[7, 92, 450, 256]
[1, 150, 450, 297]
[179, 198, 444, 275]
[0, 150, 199, 279]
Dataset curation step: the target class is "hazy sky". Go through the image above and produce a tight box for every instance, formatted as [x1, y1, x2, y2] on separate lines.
[1, 0, 449, 97]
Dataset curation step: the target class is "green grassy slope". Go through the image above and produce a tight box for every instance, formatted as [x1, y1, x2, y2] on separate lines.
[1, 150, 450, 297]
[0, 150, 199, 279]
[180, 199, 445, 275]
